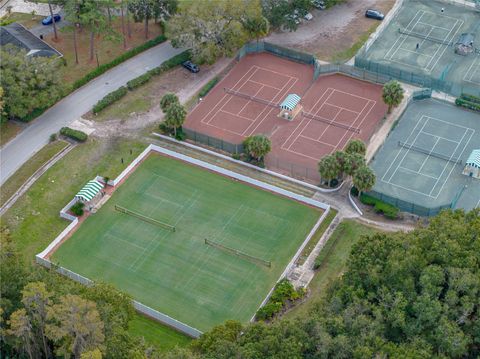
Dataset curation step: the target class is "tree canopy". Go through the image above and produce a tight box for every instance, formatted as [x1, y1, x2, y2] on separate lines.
[382, 80, 404, 114]
[243, 134, 272, 163]
[166, 0, 264, 64]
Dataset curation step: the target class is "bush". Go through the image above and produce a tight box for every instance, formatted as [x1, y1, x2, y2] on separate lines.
[350, 186, 359, 197]
[460, 93, 480, 105]
[360, 193, 399, 219]
[70, 201, 85, 216]
[126, 72, 152, 90]
[93, 86, 128, 114]
[72, 35, 167, 90]
[455, 98, 480, 112]
[199, 77, 219, 98]
[255, 279, 304, 321]
[49, 133, 57, 142]
[60, 127, 88, 142]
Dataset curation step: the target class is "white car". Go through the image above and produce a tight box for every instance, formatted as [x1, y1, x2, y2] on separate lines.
[304, 13, 313, 21]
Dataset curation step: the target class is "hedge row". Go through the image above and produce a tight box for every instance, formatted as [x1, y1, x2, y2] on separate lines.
[460, 93, 480, 105]
[255, 279, 305, 321]
[199, 77, 219, 98]
[93, 51, 191, 113]
[92, 86, 128, 114]
[72, 35, 167, 90]
[360, 193, 399, 219]
[455, 98, 480, 112]
[60, 127, 88, 142]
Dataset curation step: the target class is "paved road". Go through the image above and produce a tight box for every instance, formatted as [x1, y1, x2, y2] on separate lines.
[0, 41, 184, 185]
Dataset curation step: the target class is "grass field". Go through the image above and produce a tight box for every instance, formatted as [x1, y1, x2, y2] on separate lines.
[52, 154, 321, 331]
[284, 220, 379, 319]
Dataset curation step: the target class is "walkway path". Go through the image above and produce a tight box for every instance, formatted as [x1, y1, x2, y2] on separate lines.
[0, 41, 184, 185]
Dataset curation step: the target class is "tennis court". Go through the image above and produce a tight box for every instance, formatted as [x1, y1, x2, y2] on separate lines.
[370, 99, 480, 213]
[185, 53, 387, 182]
[52, 154, 322, 331]
[360, 0, 480, 95]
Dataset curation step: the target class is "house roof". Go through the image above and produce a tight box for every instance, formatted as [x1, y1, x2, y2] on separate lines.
[75, 180, 104, 202]
[0, 22, 62, 57]
[466, 149, 480, 167]
[280, 94, 301, 111]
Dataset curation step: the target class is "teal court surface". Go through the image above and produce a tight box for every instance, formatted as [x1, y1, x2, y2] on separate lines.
[357, 0, 480, 96]
[370, 99, 480, 215]
[52, 154, 322, 331]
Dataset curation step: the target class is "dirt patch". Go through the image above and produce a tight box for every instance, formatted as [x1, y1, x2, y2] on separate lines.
[265, 0, 396, 61]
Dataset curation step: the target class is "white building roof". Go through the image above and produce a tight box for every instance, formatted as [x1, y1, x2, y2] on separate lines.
[466, 149, 480, 167]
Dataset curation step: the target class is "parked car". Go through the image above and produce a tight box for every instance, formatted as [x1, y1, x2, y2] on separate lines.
[182, 61, 199, 73]
[312, 0, 326, 10]
[365, 9, 384, 20]
[42, 14, 61, 25]
[304, 12, 313, 21]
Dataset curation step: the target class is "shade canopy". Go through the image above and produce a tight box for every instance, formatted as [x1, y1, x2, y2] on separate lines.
[465, 149, 480, 168]
[280, 94, 301, 111]
[75, 180, 104, 202]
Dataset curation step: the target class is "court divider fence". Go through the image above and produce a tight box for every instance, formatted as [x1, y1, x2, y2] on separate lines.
[183, 128, 244, 154]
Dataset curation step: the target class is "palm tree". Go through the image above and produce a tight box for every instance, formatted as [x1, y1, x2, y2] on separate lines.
[344, 153, 365, 178]
[382, 80, 404, 114]
[352, 165, 376, 197]
[160, 92, 179, 112]
[318, 155, 340, 187]
[345, 139, 366, 156]
[164, 102, 186, 137]
[243, 135, 272, 163]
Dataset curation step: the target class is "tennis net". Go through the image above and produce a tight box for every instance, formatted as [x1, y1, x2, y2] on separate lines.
[398, 28, 454, 46]
[302, 111, 361, 133]
[204, 238, 271, 267]
[114, 205, 176, 232]
[398, 141, 462, 164]
[224, 87, 278, 108]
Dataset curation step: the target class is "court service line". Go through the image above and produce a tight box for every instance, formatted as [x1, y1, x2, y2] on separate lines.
[398, 166, 439, 180]
[235, 84, 265, 116]
[417, 22, 452, 31]
[249, 80, 283, 91]
[426, 18, 462, 72]
[419, 25, 435, 48]
[421, 131, 460, 144]
[219, 109, 255, 122]
[381, 115, 430, 183]
[397, 48, 434, 58]
[424, 115, 473, 131]
[200, 66, 259, 125]
[463, 56, 480, 84]
[299, 135, 336, 148]
[324, 102, 360, 115]
[336, 99, 376, 152]
[389, 11, 426, 60]
[431, 129, 475, 198]
[417, 136, 441, 173]
[384, 10, 425, 60]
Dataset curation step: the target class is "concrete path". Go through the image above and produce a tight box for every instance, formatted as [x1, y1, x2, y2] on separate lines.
[0, 41, 184, 185]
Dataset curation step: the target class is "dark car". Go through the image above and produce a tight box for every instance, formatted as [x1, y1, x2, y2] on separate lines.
[42, 14, 61, 25]
[365, 9, 384, 20]
[182, 61, 199, 73]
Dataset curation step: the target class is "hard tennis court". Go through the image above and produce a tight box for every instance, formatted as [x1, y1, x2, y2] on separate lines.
[370, 99, 480, 213]
[185, 53, 387, 182]
[361, 0, 480, 95]
[52, 154, 322, 331]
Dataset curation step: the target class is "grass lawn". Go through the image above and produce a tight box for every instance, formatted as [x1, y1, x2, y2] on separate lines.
[129, 313, 192, 352]
[284, 220, 379, 319]
[0, 140, 68, 207]
[42, 19, 162, 84]
[0, 121, 22, 148]
[0, 12, 44, 28]
[330, 24, 378, 63]
[52, 154, 322, 331]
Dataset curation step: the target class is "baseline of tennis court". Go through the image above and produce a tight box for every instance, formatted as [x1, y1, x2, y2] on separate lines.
[185, 53, 387, 183]
[463, 56, 480, 86]
[370, 99, 480, 212]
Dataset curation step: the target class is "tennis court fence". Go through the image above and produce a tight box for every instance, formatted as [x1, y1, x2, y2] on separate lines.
[238, 41, 316, 65]
[366, 190, 452, 217]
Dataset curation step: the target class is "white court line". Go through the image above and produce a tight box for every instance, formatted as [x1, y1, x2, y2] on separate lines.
[425, 18, 462, 72]
[389, 12, 426, 60]
[384, 10, 425, 60]
[104, 233, 146, 251]
[463, 56, 480, 84]
[219, 109, 255, 122]
[382, 115, 429, 183]
[398, 166, 439, 180]
[235, 84, 265, 116]
[476, 198, 480, 208]
[249, 80, 282, 91]
[421, 131, 460, 144]
[423, 115, 472, 131]
[417, 136, 441, 173]
[323, 102, 360, 115]
[419, 25, 434, 48]
[299, 135, 336, 148]
[431, 129, 475, 198]
[397, 48, 434, 58]
[200, 66, 259, 125]
[417, 22, 452, 31]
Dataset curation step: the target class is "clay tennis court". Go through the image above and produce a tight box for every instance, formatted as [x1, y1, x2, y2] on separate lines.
[185, 53, 388, 182]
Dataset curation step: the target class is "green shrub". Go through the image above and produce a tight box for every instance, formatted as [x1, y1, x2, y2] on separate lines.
[360, 193, 399, 219]
[72, 35, 167, 90]
[460, 93, 480, 105]
[126, 72, 152, 90]
[60, 127, 88, 142]
[93, 86, 128, 114]
[49, 133, 57, 142]
[455, 98, 480, 112]
[70, 201, 85, 216]
[0, 18, 15, 26]
[19, 107, 48, 122]
[199, 77, 219, 98]
[255, 279, 304, 321]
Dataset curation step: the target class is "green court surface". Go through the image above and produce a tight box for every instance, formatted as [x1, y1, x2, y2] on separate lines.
[370, 99, 480, 215]
[53, 154, 321, 331]
[357, 0, 480, 96]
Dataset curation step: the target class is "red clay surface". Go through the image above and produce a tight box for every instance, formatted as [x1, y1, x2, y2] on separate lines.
[185, 53, 388, 182]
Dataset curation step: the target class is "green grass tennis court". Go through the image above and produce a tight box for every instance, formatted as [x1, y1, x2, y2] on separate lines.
[52, 154, 321, 331]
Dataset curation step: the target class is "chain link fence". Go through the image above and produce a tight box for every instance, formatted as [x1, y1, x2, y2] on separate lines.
[183, 128, 243, 154]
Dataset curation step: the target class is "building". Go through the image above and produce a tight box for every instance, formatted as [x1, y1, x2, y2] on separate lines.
[0, 22, 62, 57]
[462, 149, 480, 179]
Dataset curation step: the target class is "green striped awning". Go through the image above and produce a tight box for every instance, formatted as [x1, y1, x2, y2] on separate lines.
[280, 94, 301, 111]
[75, 180, 103, 202]
[466, 149, 480, 168]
